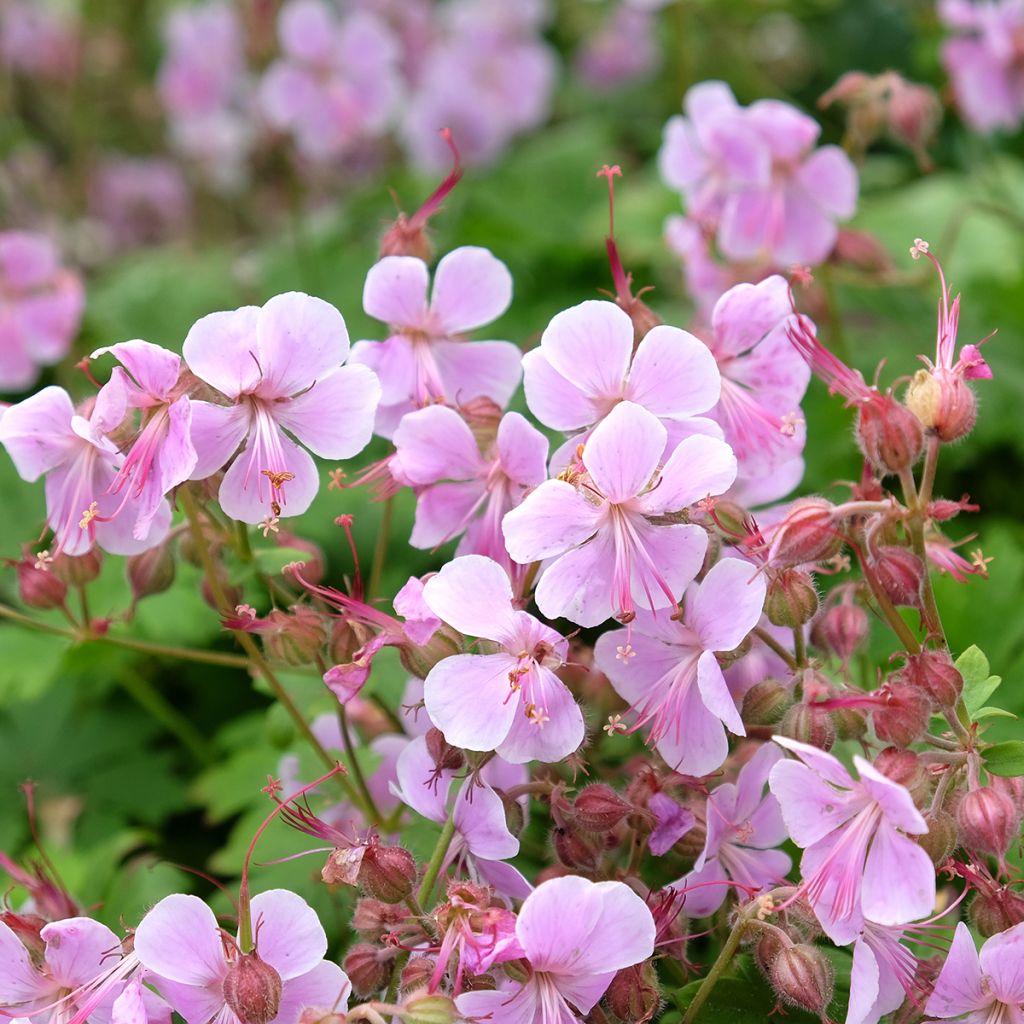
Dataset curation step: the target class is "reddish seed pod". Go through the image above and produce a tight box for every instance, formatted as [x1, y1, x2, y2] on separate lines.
[897, 650, 963, 708]
[780, 704, 836, 751]
[222, 952, 283, 1024]
[832, 706, 868, 742]
[916, 809, 958, 866]
[425, 727, 465, 775]
[969, 888, 1024, 938]
[906, 368, 977, 442]
[14, 558, 68, 610]
[768, 943, 835, 1017]
[873, 747, 928, 800]
[742, 678, 793, 726]
[264, 607, 327, 667]
[344, 943, 393, 996]
[765, 568, 819, 628]
[856, 394, 924, 474]
[51, 549, 102, 586]
[754, 928, 787, 977]
[401, 955, 436, 992]
[351, 899, 408, 941]
[991, 776, 1024, 824]
[358, 844, 417, 904]
[813, 602, 869, 661]
[606, 961, 661, 1024]
[126, 543, 176, 604]
[0, 911, 46, 959]
[957, 787, 1018, 858]
[768, 499, 842, 567]
[872, 683, 932, 747]
[870, 546, 924, 608]
[571, 784, 633, 833]
[552, 825, 602, 872]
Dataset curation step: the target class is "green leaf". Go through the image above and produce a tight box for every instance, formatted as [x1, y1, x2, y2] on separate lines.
[253, 546, 312, 576]
[957, 646, 1002, 715]
[983, 741, 1024, 777]
[975, 707, 1018, 721]
[0, 627, 70, 703]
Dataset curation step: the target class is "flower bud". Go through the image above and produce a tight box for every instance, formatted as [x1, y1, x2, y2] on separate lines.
[812, 603, 868, 661]
[222, 952, 282, 1024]
[870, 546, 923, 607]
[323, 845, 367, 888]
[831, 228, 893, 274]
[264, 607, 327, 666]
[991, 776, 1024, 824]
[753, 928, 787, 977]
[605, 961, 661, 1024]
[14, 558, 67, 610]
[402, 993, 458, 1024]
[906, 369, 977, 442]
[552, 825, 602, 872]
[832, 706, 868, 742]
[780, 704, 836, 751]
[897, 650, 963, 708]
[856, 395, 924, 475]
[768, 499, 842, 567]
[51, 549, 102, 586]
[344, 943, 393, 996]
[426, 728, 464, 776]
[916, 809, 958, 866]
[872, 683, 932, 747]
[765, 569, 819, 628]
[299, 1011, 344, 1024]
[956, 787, 1017, 857]
[572, 784, 632, 832]
[126, 543, 176, 605]
[352, 898, 408, 941]
[329, 618, 371, 665]
[742, 679, 793, 726]
[969, 888, 1024, 938]
[399, 628, 463, 680]
[768, 943, 834, 1017]
[401, 956, 436, 992]
[873, 747, 928, 801]
[358, 844, 417, 903]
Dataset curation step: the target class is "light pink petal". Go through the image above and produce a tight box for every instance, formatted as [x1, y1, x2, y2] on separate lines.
[853, 757, 927, 834]
[454, 782, 519, 860]
[925, 922, 986, 1018]
[431, 339, 522, 408]
[539, 300, 632, 402]
[689, 557, 766, 652]
[0, 920, 50, 1003]
[725, 315, 812, 408]
[860, 822, 935, 927]
[278, 0, 335, 63]
[495, 411, 549, 487]
[798, 830, 865, 946]
[710, 276, 792, 359]
[430, 246, 512, 334]
[632, 521, 709, 610]
[456, 986, 537, 1024]
[648, 793, 696, 856]
[659, 114, 706, 194]
[182, 306, 262, 399]
[746, 99, 820, 159]
[777, 185, 839, 266]
[254, 292, 350, 399]
[110, 977, 151, 1024]
[772, 736, 856, 788]
[15, 281, 83, 363]
[626, 325, 721, 418]
[556, 970, 619, 1016]
[768, 760, 859, 848]
[41, 917, 121, 988]
[362, 256, 430, 328]
[393, 735, 449, 823]
[134, 894, 226, 987]
[532, 530, 617, 627]
[274, 364, 380, 459]
[421, 554, 516, 640]
[797, 146, 858, 218]
[727, 846, 792, 894]
[141, 975, 224, 1024]
[697, 650, 745, 736]
[423, 652, 520, 753]
[248, 890, 327, 981]
[392, 404, 482, 484]
[348, 336, 417, 407]
[218, 426, 319, 523]
[733, 743, 786, 826]
[273, 961, 350, 1023]
[582, 401, 666, 503]
[847, 939, 882, 1024]
[409, 480, 484, 548]
[521, 348, 597, 432]
[496, 665, 585, 764]
[0, 386, 76, 480]
[502, 479, 602, 563]
[718, 187, 778, 263]
[979, 923, 1024, 1004]
[91, 340, 181, 400]
[473, 857, 533, 900]
[186, 401, 250, 480]
[671, 858, 729, 918]
[640, 433, 737, 515]
[392, 577, 441, 645]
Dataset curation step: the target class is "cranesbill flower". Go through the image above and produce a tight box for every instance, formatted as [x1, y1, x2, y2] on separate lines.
[350, 246, 520, 437]
[0, 386, 171, 555]
[925, 920, 1024, 1024]
[392, 405, 548, 576]
[594, 558, 766, 776]
[670, 742, 790, 917]
[522, 299, 722, 468]
[768, 737, 935, 944]
[455, 876, 656, 1024]
[134, 890, 351, 1024]
[421, 554, 585, 763]
[0, 231, 84, 392]
[504, 401, 736, 628]
[184, 292, 381, 524]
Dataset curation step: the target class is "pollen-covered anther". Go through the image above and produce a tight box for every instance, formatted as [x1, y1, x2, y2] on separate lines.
[79, 502, 99, 529]
[261, 469, 295, 491]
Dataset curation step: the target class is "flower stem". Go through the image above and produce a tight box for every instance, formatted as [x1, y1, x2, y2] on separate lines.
[337, 705, 384, 827]
[752, 627, 799, 672]
[368, 494, 394, 600]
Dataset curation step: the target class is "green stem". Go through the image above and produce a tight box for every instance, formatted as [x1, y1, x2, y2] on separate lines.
[792, 627, 807, 668]
[119, 670, 215, 764]
[680, 906, 752, 1024]
[898, 467, 946, 647]
[752, 627, 799, 672]
[337, 706, 384, 826]
[858, 555, 922, 655]
[368, 495, 394, 600]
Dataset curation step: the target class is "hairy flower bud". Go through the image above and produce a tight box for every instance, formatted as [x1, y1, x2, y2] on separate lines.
[916, 809, 958, 866]
[969, 888, 1024, 938]
[873, 747, 928, 801]
[402, 993, 458, 1024]
[897, 650, 963, 708]
[572, 784, 632, 833]
[780, 704, 836, 751]
[552, 825, 602, 872]
[832, 706, 868, 742]
[222, 952, 282, 1024]
[813, 603, 869, 661]
[401, 956, 436, 992]
[906, 369, 977, 442]
[264, 607, 327, 666]
[768, 499, 842, 567]
[768, 943, 834, 1017]
[399, 628, 463, 680]
[856, 395, 924, 475]
[426, 728, 464, 776]
[765, 569, 819, 627]
[352, 898, 408, 941]
[870, 546, 923, 608]
[126, 543, 176, 606]
[14, 557, 67, 610]
[742, 678, 794, 726]
[872, 683, 932, 747]
[344, 943, 393, 996]
[753, 927, 788, 978]
[957, 787, 1018, 857]
[358, 844, 417, 904]
[606, 961, 661, 1024]
[51, 549, 102, 586]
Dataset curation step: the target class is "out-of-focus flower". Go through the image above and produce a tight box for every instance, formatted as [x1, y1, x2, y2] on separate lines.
[575, 3, 660, 91]
[89, 158, 191, 249]
[0, 231, 84, 392]
[0, 1, 78, 82]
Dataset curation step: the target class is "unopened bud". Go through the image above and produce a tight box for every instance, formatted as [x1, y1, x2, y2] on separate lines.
[352, 898, 408, 941]
[768, 943, 834, 1017]
[222, 952, 282, 1024]
[768, 499, 842, 567]
[552, 825, 602, 872]
[400, 628, 463, 680]
[344, 943, 393, 996]
[832, 706, 868, 742]
[126, 543, 176, 604]
[873, 747, 928, 801]
[14, 558, 67, 610]
[916, 809, 958, 866]
[753, 928, 788, 978]
[765, 569, 819, 628]
[51, 549, 102, 586]
[401, 956, 436, 992]
[969, 888, 1024, 938]
[906, 369, 977, 442]
[957, 787, 1017, 857]
[426, 728, 464, 775]
[870, 546, 923, 608]
[264, 607, 327, 666]
[572, 784, 632, 832]
[857, 395, 924, 475]
[402, 993, 458, 1024]
[832, 228, 893, 274]
[813, 603, 868, 661]
[358, 844, 417, 903]
[329, 617, 371, 665]
[780, 704, 836, 751]
[742, 679, 793, 726]
[606, 961, 661, 1024]
[872, 683, 932, 747]
[897, 650, 963, 708]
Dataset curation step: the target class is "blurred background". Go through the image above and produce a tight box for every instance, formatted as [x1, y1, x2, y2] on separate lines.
[0, 0, 1021, 963]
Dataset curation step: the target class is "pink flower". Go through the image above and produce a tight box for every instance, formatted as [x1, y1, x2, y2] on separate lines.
[768, 737, 935, 944]
[670, 743, 791, 917]
[350, 247, 519, 437]
[925, 920, 1024, 1023]
[665, 214, 733, 320]
[0, 231, 84, 392]
[134, 890, 350, 1024]
[0, 386, 171, 555]
[89, 158, 190, 249]
[421, 554, 585, 763]
[594, 558, 766, 776]
[504, 401, 736, 627]
[522, 299, 722, 468]
[575, 4, 659, 91]
[647, 793, 696, 857]
[0, 1, 78, 82]
[456, 876, 656, 1024]
[260, 1, 401, 164]
[392, 406, 548, 576]
[183, 292, 380, 524]
[392, 734, 530, 898]
[939, 0, 1024, 133]
[89, 341, 196, 539]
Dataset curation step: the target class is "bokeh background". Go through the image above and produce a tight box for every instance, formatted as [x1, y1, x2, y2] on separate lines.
[1, 0, 1022, 999]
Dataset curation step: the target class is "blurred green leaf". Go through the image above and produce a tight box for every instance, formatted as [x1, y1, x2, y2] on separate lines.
[983, 740, 1024, 777]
